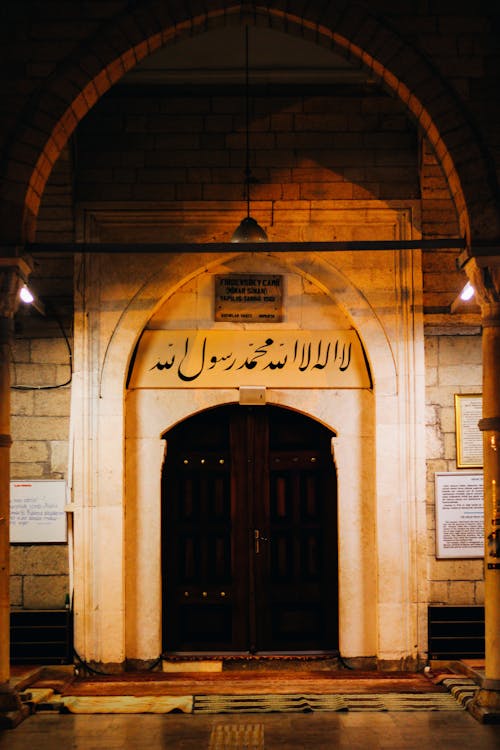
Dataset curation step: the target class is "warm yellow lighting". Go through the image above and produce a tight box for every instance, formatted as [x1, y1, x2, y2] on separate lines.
[19, 284, 34, 304]
[231, 216, 268, 242]
[450, 280, 476, 313]
[460, 281, 475, 301]
[230, 26, 269, 244]
[19, 284, 46, 315]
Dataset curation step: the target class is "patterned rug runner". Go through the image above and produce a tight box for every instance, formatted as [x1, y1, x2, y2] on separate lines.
[20, 668, 480, 714]
[193, 692, 464, 713]
[51, 670, 447, 697]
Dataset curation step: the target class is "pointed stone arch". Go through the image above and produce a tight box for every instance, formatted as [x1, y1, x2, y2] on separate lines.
[1, 1, 498, 244]
[85, 246, 421, 664]
[98, 250, 396, 398]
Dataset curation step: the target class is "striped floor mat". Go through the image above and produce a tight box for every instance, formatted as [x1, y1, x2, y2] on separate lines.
[22, 674, 480, 715]
[194, 692, 465, 713]
[438, 677, 479, 709]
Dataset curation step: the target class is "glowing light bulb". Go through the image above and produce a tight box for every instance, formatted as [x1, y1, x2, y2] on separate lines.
[20, 285, 34, 304]
[460, 281, 475, 301]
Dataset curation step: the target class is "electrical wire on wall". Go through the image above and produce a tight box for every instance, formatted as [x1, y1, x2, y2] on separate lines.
[72, 647, 163, 676]
[11, 298, 73, 391]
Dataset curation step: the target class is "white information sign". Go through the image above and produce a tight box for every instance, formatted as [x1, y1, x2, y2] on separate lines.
[10, 480, 67, 543]
[435, 471, 484, 559]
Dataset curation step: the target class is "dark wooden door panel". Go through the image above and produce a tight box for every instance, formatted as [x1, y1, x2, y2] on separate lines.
[162, 405, 337, 653]
[163, 443, 237, 651]
[256, 443, 337, 651]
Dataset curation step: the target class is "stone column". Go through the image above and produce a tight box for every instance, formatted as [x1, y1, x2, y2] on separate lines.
[466, 260, 500, 724]
[0, 256, 31, 728]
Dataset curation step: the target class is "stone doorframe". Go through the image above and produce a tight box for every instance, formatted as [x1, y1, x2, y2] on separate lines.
[70, 246, 426, 670]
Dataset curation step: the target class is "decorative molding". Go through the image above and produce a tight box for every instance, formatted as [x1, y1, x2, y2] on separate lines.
[76, 200, 421, 245]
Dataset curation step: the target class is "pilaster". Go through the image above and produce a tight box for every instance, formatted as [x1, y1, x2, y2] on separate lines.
[0, 255, 32, 727]
[465, 260, 500, 723]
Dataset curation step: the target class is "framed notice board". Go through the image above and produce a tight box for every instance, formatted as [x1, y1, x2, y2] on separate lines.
[434, 471, 483, 559]
[10, 480, 67, 543]
[455, 394, 483, 468]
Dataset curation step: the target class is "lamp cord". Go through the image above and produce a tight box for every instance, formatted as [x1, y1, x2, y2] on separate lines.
[244, 25, 251, 219]
[11, 300, 72, 390]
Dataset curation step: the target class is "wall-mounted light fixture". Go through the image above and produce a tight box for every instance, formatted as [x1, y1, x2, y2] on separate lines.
[231, 26, 268, 243]
[450, 280, 476, 313]
[19, 284, 46, 315]
[15, 285, 72, 389]
[19, 284, 34, 304]
[460, 281, 475, 301]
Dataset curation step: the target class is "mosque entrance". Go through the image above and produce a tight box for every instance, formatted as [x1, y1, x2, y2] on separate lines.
[162, 404, 338, 654]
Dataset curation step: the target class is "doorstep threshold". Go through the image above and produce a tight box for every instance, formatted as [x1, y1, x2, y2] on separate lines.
[162, 651, 340, 672]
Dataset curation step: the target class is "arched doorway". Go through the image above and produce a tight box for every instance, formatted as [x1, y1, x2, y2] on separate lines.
[161, 404, 338, 654]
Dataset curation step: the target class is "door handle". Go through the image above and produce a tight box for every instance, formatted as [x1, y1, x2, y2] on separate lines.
[254, 529, 270, 554]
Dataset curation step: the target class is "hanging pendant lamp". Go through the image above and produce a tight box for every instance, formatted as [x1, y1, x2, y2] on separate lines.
[231, 26, 268, 243]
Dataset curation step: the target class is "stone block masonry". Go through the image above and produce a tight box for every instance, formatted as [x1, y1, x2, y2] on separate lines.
[10, 281, 72, 609]
[425, 334, 483, 609]
[10, 546, 69, 610]
[5, 1, 494, 635]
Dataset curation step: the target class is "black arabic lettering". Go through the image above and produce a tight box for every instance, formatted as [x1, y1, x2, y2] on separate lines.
[264, 349, 287, 370]
[263, 343, 287, 370]
[207, 352, 234, 370]
[237, 338, 275, 370]
[150, 344, 175, 371]
[264, 357, 287, 370]
[177, 337, 207, 382]
[298, 342, 311, 371]
[311, 341, 331, 370]
[150, 335, 353, 379]
[339, 342, 352, 371]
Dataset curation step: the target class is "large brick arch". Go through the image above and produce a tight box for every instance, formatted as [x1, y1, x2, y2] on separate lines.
[1, 0, 498, 244]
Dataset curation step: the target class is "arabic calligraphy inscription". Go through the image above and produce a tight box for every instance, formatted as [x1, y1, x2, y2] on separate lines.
[129, 330, 371, 389]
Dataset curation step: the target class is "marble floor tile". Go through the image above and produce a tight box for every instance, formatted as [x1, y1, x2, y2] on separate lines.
[1, 711, 500, 750]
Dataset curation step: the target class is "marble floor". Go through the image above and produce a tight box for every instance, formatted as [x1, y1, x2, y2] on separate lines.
[1, 711, 500, 749]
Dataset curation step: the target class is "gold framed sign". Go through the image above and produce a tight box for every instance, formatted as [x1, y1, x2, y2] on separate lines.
[455, 393, 483, 469]
[215, 274, 282, 322]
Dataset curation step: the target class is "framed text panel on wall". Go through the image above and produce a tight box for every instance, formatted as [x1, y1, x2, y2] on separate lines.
[435, 471, 483, 559]
[10, 480, 67, 543]
[455, 393, 483, 469]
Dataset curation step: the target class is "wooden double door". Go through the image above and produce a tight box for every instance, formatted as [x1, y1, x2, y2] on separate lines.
[162, 404, 338, 654]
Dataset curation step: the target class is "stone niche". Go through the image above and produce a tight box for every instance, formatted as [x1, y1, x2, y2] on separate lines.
[70, 204, 426, 669]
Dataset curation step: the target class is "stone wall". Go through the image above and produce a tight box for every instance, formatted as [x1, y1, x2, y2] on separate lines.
[9, 318, 72, 608]
[6, 29, 484, 616]
[10, 151, 73, 607]
[2, 13, 484, 624]
[11, 327, 484, 614]
[425, 333, 484, 606]
[10, 546, 68, 610]
[75, 86, 419, 206]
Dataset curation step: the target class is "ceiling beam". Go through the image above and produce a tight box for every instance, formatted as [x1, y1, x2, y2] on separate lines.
[457, 242, 500, 269]
[27, 239, 467, 254]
